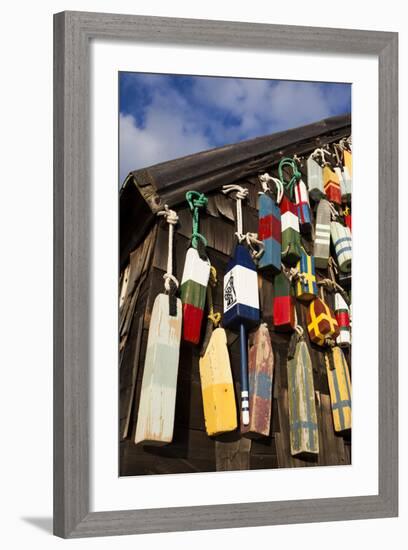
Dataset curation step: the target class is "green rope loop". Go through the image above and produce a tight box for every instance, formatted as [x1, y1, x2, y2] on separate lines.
[278, 157, 302, 201]
[185, 190, 208, 249]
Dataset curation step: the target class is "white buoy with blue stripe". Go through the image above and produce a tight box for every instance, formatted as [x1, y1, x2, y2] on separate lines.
[222, 185, 260, 426]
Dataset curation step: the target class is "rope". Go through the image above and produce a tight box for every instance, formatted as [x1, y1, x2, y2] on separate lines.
[333, 143, 343, 168]
[185, 190, 208, 252]
[157, 205, 179, 316]
[244, 232, 265, 260]
[328, 201, 339, 220]
[222, 184, 249, 239]
[288, 265, 307, 285]
[312, 147, 331, 167]
[317, 278, 350, 306]
[258, 173, 284, 204]
[278, 157, 302, 201]
[207, 266, 221, 328]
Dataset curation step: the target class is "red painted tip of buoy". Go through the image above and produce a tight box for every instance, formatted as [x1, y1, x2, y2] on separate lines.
[183, 303, 204, 344]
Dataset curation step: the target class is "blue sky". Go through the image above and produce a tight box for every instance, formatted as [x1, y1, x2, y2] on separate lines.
[119, 72, 351, 182]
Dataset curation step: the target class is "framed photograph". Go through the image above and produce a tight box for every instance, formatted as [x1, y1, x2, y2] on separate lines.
[54, 11, 398, 538]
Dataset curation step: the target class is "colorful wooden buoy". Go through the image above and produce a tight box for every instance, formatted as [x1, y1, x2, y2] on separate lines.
[280, 195, 302, 267]
[273, 271, 295, 331]
[258, 192, 281, 273]
[331, 221, 352, 273]
[307, 297, 339, 346]
[323, 165, 341, 205]
[135, 293, 182, 445]
[295, 251, 318, 302]
[242, 323, 274, 438]
[325, 346, 352, 432]
[223, 244, 260, 425]
[180, 247, 210, 344]
[337, 166, 352, 203]
[223, 244, 260, 330]
[338, 270, 352, 291]
[343, 149, 352, 176]
[344, 206, 352, 232]
[287, 334, 319, 456]
[294, 179, 312, 234]
[334, 293, 351, 347]
[199, 327, 238, 436]
[314, 199, 331, 269]
[222, 184, 259, 426]
[307, 154, 325, 201]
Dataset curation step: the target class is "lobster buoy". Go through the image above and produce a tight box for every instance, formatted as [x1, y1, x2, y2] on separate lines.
[295, 250, 318, 302]
[280, 195, 302, 267]
[331, 221, 352, 273]
[307, 296, 339, 346]
[344, 207, 352, 232]
[307, 153, 325, 201]
[314, 199, 331, 269]
[325, 346, 352, 432]
[273, 271, 295, 331]
[334, 292, 351, 347]
[241, 323, 274, 438]
[294, 179, 312, 234]
[180, 247, 210, 344]
[323, 165, 341, 205]
[287, 327, 319, 456]
[257, 175, 282, 274]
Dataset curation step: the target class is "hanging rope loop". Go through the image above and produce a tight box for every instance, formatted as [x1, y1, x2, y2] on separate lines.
[185, 190, 208, 253]
[222, 184, 249, 239]
[206, 266, 221, 328]
[328, 201, 339, 220]
[258, 173, 284, 204]
[157, 205, 180, 316]
[312, 147, 331, 166]
[157, 205, 179, 293]
[278, 157, 302, 201]
[245, 232, 265, 260]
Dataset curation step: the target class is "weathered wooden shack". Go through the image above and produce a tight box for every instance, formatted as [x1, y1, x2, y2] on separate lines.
[119, 113, 351, 476]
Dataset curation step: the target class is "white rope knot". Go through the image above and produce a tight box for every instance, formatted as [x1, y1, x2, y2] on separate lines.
[258, 173, 284, 204]
[288, 266, 307, 285]
[244, 232, 265, 260]
[157, 204, 179, 225]
[222, 184, 248, 201]
[312, 147, 331, 166]
[295, 324, 304, 337]
[157, 204, 179, 293]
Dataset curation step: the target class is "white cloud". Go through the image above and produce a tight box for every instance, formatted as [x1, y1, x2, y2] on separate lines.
[120, 75, 349, 180]
[192, 77, 335, 138]
[119, 87, 211, 182]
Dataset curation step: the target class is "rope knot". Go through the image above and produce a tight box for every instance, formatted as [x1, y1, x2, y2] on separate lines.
[157, 204, 179, 225]
[258, 173, 284, 204]
[185, 190, 208, 254]
[278, 157, 302, 201]
[186, 190, 208, 211]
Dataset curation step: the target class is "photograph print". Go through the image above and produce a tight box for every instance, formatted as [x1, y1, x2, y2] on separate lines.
[119, 72, 352, 476]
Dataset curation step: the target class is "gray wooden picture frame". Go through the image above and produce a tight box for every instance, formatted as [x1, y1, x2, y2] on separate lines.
[53, 10, 398, 538]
